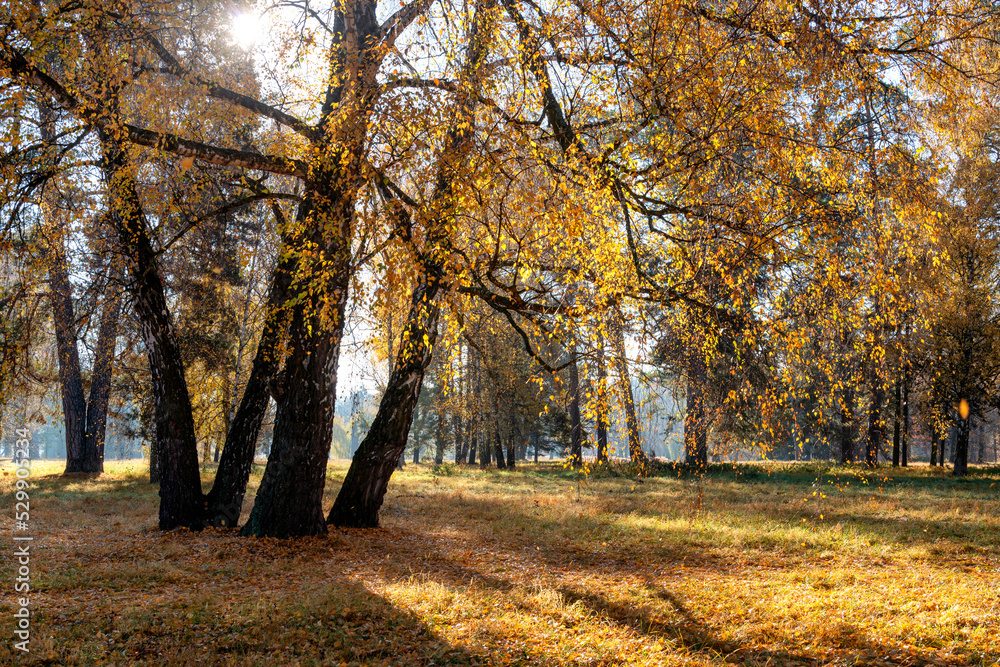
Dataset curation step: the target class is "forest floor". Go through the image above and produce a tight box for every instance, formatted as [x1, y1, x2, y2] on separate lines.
[0, 459, 997, 666]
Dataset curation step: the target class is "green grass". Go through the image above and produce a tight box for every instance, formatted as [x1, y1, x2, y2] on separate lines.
[0, 459, 997, 665]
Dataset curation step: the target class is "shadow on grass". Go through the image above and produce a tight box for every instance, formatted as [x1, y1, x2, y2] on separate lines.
[0, 543, 489, 667]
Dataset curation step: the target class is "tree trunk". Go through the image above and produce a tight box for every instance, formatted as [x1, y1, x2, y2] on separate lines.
[241, 173, 354, 537]
[325, 3, 493, 527]
[954, 415, 970, 477]
[434, 403, 445, 465]
[596, 332, 609, 464]
[100, 131, 204, 530]
[454, 413, 466, 463]
[685, 355, 708, 470]
[493, 422, 507, 469]
[866, 364, 884, 468]
[149, 435, 160, 483]
[840, 384, 854, 464]
[901, 373, 909, 467]
[455, 358, 466, 463]
[892, 378, 901, 467]
[205, 233, 293, 526]
[49, 235, 89, 474]
[568, 344, 583, 468]
[506, 426, 517, 471]
[326, 275, 440, 527]
[480, 422, 492, 468]
[39, 101, 90, 475]
[82, 272, 122, 473]
[467, 427, 477, 465]
[930, 423, 938, 467]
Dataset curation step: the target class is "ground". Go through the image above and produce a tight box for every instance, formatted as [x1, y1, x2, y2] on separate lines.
[0, 459, 997, 666]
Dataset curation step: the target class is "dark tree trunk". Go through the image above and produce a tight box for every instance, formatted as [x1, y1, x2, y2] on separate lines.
[38, 103, 89, 475]
[241, 173, 354, 537]
[241, 282, 347, 536]
[205, 234, 293, 526]
[494, 424, 506, 469]
[901, 373, 909, 467]
[82, 274, 122, 473]
[685, 355, 708, 470]
[866, 365, 884, 468]
[596, 332, 609, 464]
[325, 4, 492, 527]
[954, 415, 970, 477]
[506, 428, 517, 471]
[568, 345, 583, 468]
[467, 428, 477, 465]
[326, 274, 440, 527]
[892, 379, 901, 467]
[454, 360, 466, 463]
[930, 425, 938, 467]
[609, 306, 646, 464]
[101, 131, 204, 530]
[149, 434, 160, 483]
[533, 430, 539, 463]
[413, 422, 422, 464]
[840, 384, 854, 464]
[434, 404, 445, 465]
[49, 237, 89, 473]
[454, 413, 466, 463]
[480, 424, 492, 467]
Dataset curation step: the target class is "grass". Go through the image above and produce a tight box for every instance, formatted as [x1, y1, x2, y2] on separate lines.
[0, 459, 998, 665]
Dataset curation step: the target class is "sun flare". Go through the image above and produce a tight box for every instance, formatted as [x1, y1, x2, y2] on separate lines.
[230, 12, 263, 49]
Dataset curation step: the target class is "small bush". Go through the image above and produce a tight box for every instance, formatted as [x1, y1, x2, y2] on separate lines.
[430, 462, 459, 477]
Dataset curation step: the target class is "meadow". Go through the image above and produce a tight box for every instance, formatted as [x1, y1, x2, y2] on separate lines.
[0, 460, 997, 666]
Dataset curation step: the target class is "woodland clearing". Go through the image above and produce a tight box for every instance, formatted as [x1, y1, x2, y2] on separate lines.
[0, 460, 997, 666]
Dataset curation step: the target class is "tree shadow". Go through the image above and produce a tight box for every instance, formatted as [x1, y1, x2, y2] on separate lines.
[363, 490, 993, 666]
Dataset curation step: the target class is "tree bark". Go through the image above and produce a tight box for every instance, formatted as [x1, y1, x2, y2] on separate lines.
[205, 233, 293, 526]
[595, 332, 609, 464]
[240, 265, 348, 536]
[325, 1, 494, 527]
[901, 372, 909, 467]
[865, 364, 884, 468]
[568, 344, 583, 469]
[930, 424, 938, 467]
[454, 357, 466, 463]
[467, 377, 478, 465]
[840, 384, 854, 464]
[454, 413, 466, 463]
[434, 401, 445, 465]
[506, 425, 517, 471]
[38, 103, 89, 475]
[479, 421, 492, 467]
[240, 170, 354, 537]
[82, 272, 122, 473]
[327, 276, 439, 526]
[685, 354, 708, 470]
[101, 131, 205, 529]
[49, 235, 89, 473]
[494, 423, 506, 469]
[954, 415, 970, 477]
[892, 378, 901, 467]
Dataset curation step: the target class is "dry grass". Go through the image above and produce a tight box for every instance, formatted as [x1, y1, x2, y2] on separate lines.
[0, 459, 998, 666]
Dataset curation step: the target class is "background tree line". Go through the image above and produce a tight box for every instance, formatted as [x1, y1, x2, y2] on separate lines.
[1, 0, 999, 537]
